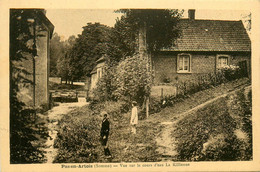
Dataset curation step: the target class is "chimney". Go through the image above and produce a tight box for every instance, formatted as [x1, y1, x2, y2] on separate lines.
[188, 9, 195, 20]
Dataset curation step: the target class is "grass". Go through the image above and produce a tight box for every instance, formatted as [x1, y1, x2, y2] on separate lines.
[53, 101, 163, 163]
[173, 87, 252, 161]
[53, 77, 251, 162]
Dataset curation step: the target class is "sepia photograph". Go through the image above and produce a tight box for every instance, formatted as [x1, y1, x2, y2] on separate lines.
[9, 7, 253, 163]
[1, 0, 260, 171]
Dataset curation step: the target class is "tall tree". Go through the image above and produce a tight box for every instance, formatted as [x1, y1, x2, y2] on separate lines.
[50, 33, 64, 76]
[115, 9, 183, 54]
[67, 23, 113, 80]
[56, 35, 76, 83]
[115, 9, 183, 117]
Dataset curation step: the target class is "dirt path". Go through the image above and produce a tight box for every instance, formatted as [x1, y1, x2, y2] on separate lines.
[156, 85, 251, 161]
[44, 102, 88, 163]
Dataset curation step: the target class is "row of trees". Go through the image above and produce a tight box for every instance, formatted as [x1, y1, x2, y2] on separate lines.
[50, 9, 183, 84]
[50, 23, 123, 82]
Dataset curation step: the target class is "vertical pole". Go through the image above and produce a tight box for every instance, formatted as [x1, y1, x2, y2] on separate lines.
[146, 97, 149, 119]
[161, 88, 163, 100]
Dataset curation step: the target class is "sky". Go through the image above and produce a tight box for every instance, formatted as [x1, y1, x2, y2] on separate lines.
[46, 9, 251, 41]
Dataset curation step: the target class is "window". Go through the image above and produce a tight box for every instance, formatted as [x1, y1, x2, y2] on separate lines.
[178, 54, 191, 72]
[217, 55, 229, 68]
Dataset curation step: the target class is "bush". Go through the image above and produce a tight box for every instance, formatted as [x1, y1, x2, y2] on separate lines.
[92, 63, 117, 102]
[177, 71, 226, 96]
[10, 106, 49, 163]
[221, 65, 242, 81]
[112, 54, 153, 106]
[176, 66, 243, 97]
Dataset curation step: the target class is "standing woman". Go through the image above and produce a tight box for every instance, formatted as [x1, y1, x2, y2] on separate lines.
[100, 111, 111, 157]
[130, 101, 138, 134]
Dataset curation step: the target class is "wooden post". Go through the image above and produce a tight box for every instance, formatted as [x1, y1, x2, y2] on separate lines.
[161, 88, 163, 100]
[146, 96, 149, 119]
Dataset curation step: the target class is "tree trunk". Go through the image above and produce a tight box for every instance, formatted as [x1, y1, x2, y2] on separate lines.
[139, 22, 150, 118]
[138, 22, 148, 60]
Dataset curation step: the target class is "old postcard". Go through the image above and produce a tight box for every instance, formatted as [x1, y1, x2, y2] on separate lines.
[1, 0, 260, 171]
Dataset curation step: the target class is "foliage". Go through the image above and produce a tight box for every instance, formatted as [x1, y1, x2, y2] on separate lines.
[177, 71, 226, 96]
[112, 55, 153, 106]
[10, 9, 49, 163]
[220, 65, 242, 81]
[92, 62, 118, 102]
[177, 66, 242, 96]
[174, 88, 252, 161]
[10, 108, 49, 163]
[54, 106, 100, 163]
[90, 9, 184, 113]
[66, 23, 115, 80]
[139, 97, 162, 119]
[55, 35, 76, 82]
[150, 66, 245, 116]
[92, 54, 153, 107]
[116, 9, 183, 52]
[54, 100, 161, 163]
[50, 33, 63, 76]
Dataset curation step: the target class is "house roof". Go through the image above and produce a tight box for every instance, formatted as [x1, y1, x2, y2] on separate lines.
[90, 66, 97, 74]
[37, 10, 55, 38]
[163, 19, 251, 52]
[96, 55, 108, 63]
[90, 55, 107, 75]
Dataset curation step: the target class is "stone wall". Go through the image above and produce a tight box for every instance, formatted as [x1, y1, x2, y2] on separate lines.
[17, 24, 51, 108]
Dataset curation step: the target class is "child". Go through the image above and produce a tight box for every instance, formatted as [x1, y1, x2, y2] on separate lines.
[100, 111, 111, 157]
[130, 101, 138, 134]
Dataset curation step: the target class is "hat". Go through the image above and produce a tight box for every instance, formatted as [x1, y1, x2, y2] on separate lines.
[101, 111, 108, 116]
[132, 101, 137, 105]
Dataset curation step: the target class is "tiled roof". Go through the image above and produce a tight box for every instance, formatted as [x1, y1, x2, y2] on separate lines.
[163, 19, 251, 52]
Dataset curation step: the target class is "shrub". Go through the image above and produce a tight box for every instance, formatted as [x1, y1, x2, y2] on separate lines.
[220, 65, 242, 81]
[92, 63, 118, 102]
[112, 54, 153, 106]
[176, 67, 242, 97]
[10, 106, 49, 163]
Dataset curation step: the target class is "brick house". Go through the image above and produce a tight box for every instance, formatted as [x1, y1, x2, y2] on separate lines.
[152, 10, 251, 86]
[11, 9, 54, 108]
[88, 10, 251, 97]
